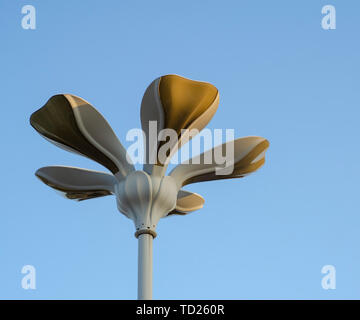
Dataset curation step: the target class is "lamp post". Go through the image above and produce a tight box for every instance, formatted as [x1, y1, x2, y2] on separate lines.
[30, 74, 269, 300]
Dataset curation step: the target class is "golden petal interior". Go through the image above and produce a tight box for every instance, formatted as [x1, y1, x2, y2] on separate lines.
[181, 139, 269, 186]
[159, 75, 218, 136]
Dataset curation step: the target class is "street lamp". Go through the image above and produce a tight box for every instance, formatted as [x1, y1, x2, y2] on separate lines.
[30, 74, 269, 299]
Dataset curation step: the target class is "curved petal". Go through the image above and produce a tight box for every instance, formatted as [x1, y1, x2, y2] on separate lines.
[167, 190, 205, 216]
[141, 74, 219, 174]
[30, 94, 134, 178]
[170, 136, 269, 188]
[35, 166, 117, 201]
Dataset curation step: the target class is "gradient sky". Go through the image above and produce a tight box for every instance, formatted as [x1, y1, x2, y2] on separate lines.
[1, 0, 359, 299]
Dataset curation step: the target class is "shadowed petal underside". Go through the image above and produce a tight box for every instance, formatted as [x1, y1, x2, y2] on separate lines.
[35, 166, 117, 201]
[30, 94, 134, 178]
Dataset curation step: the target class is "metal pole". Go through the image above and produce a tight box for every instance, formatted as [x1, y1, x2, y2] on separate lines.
[137, 233, 153, 299]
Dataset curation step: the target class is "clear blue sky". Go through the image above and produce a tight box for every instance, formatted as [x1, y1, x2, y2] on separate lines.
[1, 0, 359, 299]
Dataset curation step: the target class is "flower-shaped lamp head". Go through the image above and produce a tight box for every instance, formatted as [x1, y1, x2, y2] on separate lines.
[30, 75, 269, 239]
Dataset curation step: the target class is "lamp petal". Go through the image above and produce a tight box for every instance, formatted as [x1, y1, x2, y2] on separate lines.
[35, 166, 117, 201]
[170, 136, 269, 188]
[30, 94, 134, 178]
[167, 190, 205, 216]
[141, 75, 219, 174]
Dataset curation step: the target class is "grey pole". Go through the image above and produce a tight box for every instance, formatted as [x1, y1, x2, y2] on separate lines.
[137, 233, 153, 299]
